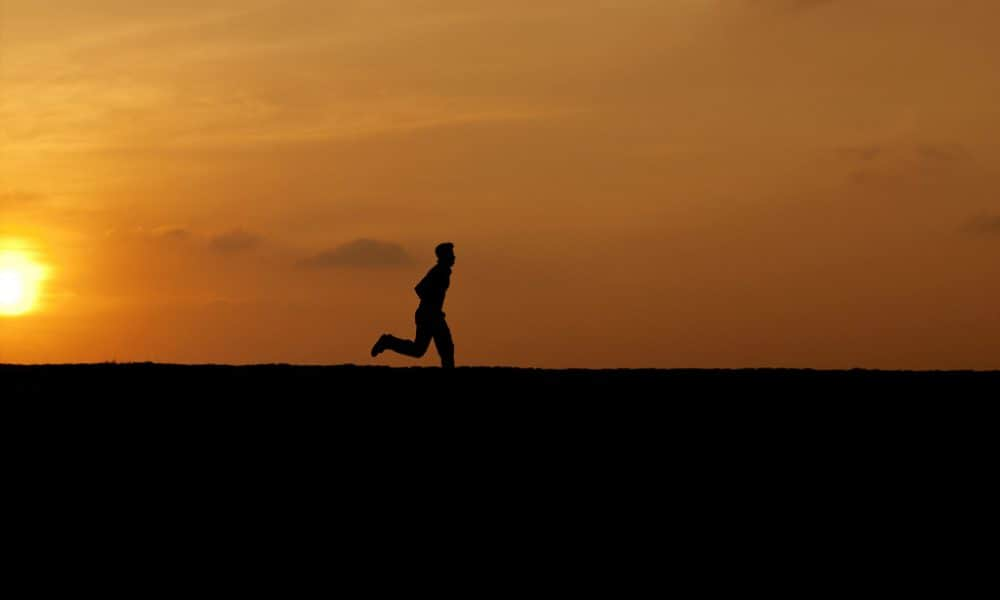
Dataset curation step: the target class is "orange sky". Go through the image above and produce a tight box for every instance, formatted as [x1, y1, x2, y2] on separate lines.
[2, 0, 999, 368]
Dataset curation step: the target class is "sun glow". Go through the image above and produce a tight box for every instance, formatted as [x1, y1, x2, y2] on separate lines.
[0, 250, 48, 316]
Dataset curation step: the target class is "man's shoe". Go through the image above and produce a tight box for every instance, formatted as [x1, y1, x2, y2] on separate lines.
[371, 334, 388, 357]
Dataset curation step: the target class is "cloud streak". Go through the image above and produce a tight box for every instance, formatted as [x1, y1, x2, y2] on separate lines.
[152, 227, 193, 241]
[299, 239, 412, 268]
[209, 229, 263, 253]
[963, 214, 1000, 237]
[747, 0, 836, 12]
[0, 191, 44, 209]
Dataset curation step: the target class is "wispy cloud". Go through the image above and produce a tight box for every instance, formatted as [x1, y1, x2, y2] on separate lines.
[837, 145, 881, 162]
[786, 0, 836, 10]
[299, 239, 412, 268]
[152, 227, 193, 241]
[210, 229, 263, 253]
[841, 143, 973, 187]
[919, 144, 969, 162]
[746, 0, 837, 13]
[0, 191, 44, 208]
[962, 214, 1000, 237]
[0, 1, 575, 154]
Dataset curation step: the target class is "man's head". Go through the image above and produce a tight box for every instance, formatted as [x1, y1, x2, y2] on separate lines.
[435, 242, 455, 267]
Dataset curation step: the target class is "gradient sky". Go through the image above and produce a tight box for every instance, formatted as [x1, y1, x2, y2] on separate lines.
[2, 0, 998, 368]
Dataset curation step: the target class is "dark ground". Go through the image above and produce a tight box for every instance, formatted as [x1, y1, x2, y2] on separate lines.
[8, 363, 994, 488]
[4, 362, 993, 578]
[8, 362, 995, 459]
[5, 362, 998, 397]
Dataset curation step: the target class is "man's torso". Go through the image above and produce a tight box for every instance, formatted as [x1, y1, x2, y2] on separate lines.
[415, 264, 450, 315]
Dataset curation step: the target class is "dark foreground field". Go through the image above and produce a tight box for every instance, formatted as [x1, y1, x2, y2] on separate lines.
[6, 362, 998, 398]
[5, 362, 993, 571]
[8, 362, 996, 459]
[7, 363, 997, 450]
[8, 362, 995, 479]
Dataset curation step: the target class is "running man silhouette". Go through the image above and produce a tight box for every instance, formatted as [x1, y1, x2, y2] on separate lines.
[370, 242, 455, 368]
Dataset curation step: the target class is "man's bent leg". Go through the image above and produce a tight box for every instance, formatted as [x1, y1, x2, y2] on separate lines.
[381, 320, 433, 358]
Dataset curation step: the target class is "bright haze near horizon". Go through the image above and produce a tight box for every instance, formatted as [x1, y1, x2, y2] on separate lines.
[1, 0, 998, 369]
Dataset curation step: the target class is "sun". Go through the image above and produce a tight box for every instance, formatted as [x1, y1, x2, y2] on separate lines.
[0, 250, 47, 316]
